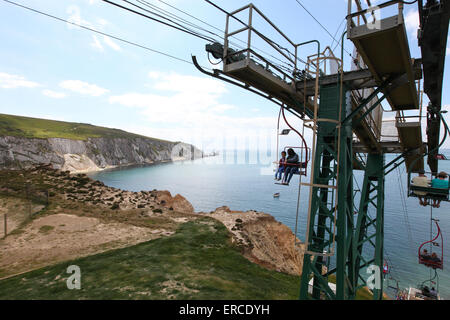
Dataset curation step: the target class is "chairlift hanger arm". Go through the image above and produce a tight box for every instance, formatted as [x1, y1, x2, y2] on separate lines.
[406, 110, 450, 176]
[281, 107, 309, 162]
[384, 110, 449, 176]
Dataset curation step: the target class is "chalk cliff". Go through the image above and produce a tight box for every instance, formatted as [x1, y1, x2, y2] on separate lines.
[0, 113, 203, 173]
[0, 136, 203, 173]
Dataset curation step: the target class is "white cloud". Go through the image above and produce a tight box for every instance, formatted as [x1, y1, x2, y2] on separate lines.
[59, 80, 109, 96]
[97, 18, 109, 26]
[405, 9, 420, 38]
[148, 71, 162, 80]
[66, 5, 117, 53]
[0, 72, 40, 89]
[66, 5, 93, 30]
[108, 72, 281, 149]
[90, 35, 104, 52]
[102, 36, 121, 51]
[42, 89, 66, 99]
[152, 72, 227, 95]
[447, 47, 450, 56]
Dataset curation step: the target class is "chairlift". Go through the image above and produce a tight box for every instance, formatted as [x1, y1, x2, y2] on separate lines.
[418, 220, 443, 270]
[408, 171, 450, 202]
[273, 107, 311, 186]
[274, 146, 311, 186]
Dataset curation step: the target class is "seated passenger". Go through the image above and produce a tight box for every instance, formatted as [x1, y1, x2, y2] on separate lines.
[282, 148, 299, 185]
[420, 249, 431, 261]
[382, 264, 388, 278]
[411, 170, 430, 206]
[430, 252, 441, 264]
[431, 171, 449, 208]
[275, 151, 287, 181]
[430, 287, 438, 298]
[422, 286, 431, 297]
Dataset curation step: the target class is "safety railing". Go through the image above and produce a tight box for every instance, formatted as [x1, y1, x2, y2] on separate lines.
[347, 0, 405, 32]
[223, 4, 319, 85]
[395, 111, 423, 126]
[350, 90, 382, 141]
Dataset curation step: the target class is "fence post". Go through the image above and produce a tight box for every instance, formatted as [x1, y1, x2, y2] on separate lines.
[3, 213, 6, 239]
[26, 184, 31, 218]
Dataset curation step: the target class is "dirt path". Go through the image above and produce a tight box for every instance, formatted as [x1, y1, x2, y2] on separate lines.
[0, 213, 168, 279]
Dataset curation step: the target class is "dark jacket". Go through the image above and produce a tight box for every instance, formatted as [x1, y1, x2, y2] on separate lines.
[286, 153, 299, 166]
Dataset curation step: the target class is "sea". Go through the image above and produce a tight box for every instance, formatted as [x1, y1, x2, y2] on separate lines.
[89, 150, 450, 299]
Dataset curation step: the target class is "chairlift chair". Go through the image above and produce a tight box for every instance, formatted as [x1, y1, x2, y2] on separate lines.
[418, 220, 444, 270]
[408, 171, 450, 202]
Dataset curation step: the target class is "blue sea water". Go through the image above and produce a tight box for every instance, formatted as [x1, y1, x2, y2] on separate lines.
[89, 150, 450, 299]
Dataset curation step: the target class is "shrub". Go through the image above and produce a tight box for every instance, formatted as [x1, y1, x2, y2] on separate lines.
[111, 203, 120, 210]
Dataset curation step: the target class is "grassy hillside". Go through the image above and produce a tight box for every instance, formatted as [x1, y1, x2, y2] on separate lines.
[0, 113, 169, 142]
[0, 218, 301, 300]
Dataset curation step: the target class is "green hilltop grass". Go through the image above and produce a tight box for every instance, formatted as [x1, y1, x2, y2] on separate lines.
[0, 218, 301, 300]
[0, 113, 170, 142]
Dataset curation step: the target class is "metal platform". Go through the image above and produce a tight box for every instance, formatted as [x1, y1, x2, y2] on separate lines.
[347, 1, 426, 172]
[347, 2, 419, 111]
[223, 57, 309, 110]
[396, 117, 425, 172]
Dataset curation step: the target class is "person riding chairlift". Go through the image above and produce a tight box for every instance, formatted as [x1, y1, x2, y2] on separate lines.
[281, 148, 300, 186]
[420, 249, 431, 261]
[412, 170, 430, 206]
[430, 252, 442, 264]
[274, 151, 287, 181]
[382, 263, 389, 278]
[421, 250, 442, 268]
[430, 287, 438, 298]
[431, 171, 449, 208]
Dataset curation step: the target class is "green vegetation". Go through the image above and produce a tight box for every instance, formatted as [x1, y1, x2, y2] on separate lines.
[0, 218, 301, 300]
[0, 113, 170, 142]
[38, 225, 55, 233]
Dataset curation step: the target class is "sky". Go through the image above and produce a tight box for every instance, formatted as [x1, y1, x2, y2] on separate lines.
[0, 0, 449, 154]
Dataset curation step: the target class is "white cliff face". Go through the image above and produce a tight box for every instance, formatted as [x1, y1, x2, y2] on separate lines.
[0, 136, 203, 173]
